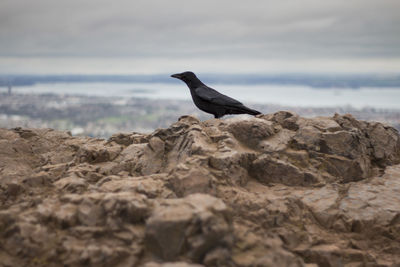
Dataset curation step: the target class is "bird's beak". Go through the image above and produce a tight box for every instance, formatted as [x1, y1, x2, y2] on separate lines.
[171, 73, 181, 79]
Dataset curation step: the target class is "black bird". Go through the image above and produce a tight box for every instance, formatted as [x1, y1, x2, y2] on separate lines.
[171, 71, 261, 118]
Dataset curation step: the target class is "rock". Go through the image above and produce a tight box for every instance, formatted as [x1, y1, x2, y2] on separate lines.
[143, 262, 204, 267]
[3, 182, 25, 197]
[168, 166, 215, 197]
[292, 125, 323, 152]
[367, 122, 400, 164]
[260, 128, 295, 152]
[53, 203, 78, 228]
[108, 132, 148, 146]
[339, 165, 400, 235]
[54, 175, 88, 193]
[297, 244, 344, 267]
[250, 154, 318, 186]
[145, 194, 233, 264]
[75, 141, 122, 163]
[226, 118, 275, 149]
[1, 113, 400, 266]
[98, 174, 175, 198]
[22, 171, 51, 187]
[299, 185, 339, 228]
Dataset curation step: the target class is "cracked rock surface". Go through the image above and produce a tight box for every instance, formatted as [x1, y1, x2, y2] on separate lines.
[1, 112, 400, 266]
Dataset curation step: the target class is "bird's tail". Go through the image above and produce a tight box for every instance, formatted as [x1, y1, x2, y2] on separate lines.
[231, 105, 261, 116]
[244, 107, 261, 116]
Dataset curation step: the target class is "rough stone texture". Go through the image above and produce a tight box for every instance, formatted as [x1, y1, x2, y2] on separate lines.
[1, 112, 400, 266]
[145, 194, 232, 263]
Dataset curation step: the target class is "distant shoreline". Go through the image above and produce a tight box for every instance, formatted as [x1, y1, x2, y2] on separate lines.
[2, 80, 400, 110]
[1, 73, 400, 89]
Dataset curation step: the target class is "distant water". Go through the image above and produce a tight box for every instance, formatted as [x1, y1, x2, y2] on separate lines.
[11, 82, 400, 110]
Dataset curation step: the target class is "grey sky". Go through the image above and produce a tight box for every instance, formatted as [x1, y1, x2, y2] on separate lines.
[0, 0, 399, 74]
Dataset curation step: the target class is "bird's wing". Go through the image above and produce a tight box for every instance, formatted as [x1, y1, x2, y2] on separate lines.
[195, 86, 243, 107]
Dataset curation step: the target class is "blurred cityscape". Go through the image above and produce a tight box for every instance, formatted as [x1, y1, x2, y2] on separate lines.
[1, 91, 399, 138]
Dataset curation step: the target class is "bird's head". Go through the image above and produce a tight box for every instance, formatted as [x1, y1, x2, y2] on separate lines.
[171, 71, 197, 83]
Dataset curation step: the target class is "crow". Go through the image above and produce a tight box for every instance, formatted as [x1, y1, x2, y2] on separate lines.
[171, 71, 261, 118]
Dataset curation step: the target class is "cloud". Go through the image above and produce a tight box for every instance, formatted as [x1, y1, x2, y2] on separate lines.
[0, 0, 399, 73]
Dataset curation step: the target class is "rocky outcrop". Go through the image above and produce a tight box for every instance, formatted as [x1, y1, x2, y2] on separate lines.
[1, 112, 400, 266]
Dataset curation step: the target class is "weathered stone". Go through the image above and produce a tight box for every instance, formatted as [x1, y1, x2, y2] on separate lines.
[143, 262, 204, 267]
[320, 130, 363, 159]
[299, 185, 339, 228]
[53, 203, 79, 228]
[108, 132, 148, 146]
[75, 141, 122, 163]
[251, 154, 319, 186]
[145, 194, 232, 263]
[297, 244, 344, 267]
[208, 150, 253, 185]
[23, 171, 51, 187]
[367, 122, 400, 164]
[168, 167, 215, 197]
[260, 128, 295, 152]
[339, 165, 400, 234]
[98, 175, 175, 198]
[226, 118, 275, 149]
[292, 125, 323, 152]
[54, 175, 88, 193]
[303, 117, 342, 132]
[1, 114, 400, 266]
